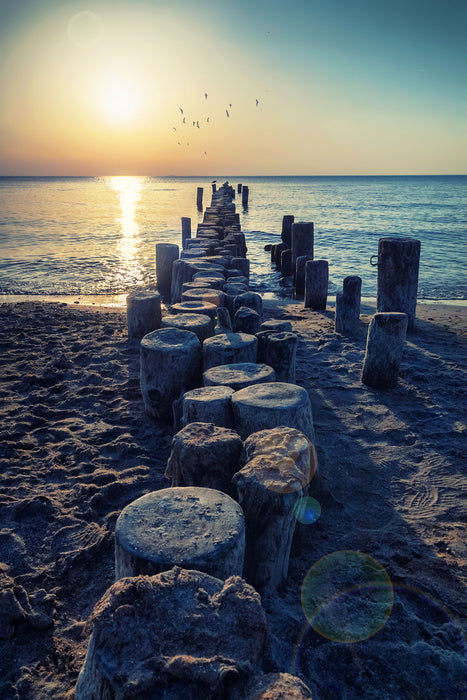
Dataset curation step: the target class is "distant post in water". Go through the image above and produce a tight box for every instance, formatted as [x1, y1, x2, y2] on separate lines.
[211, 182, 217, 194]
[361, 312, 408, 389]
[242, 186, 249, 208]
[304, 260, 329, 310]
[295, 255, 312, 299]
[292, 222, 314, 279]
[335, 275, 362, 335]
[156, 243, 179, 300]
[376, 237, 421, 331]
[237, 183, 242, 194]
[196, 187, 203, 210]
[281, 215, 294, 248]
[181, 217, 191, 249]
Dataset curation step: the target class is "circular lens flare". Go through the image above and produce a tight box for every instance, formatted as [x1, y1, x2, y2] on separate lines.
[301, 550, 393, 643]
[294, 497, 321, 524]
[67, 12, 103, 48]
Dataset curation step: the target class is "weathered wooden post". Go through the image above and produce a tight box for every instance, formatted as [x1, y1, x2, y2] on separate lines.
[256, 331, 298, 383]
[292, 222, 314, 278]
[281, 215, 294, 248]
[361, 312, 408, 389]
[181, 217, 191, 249]
[304, 259, 329, 310]
[281, 249, 293, 277]
[126, 289, 161, 339]
[237, 183, 242, 194]
[155, 243, 179, 300]
[211, 182, 217, 193]
[181, 386, 235, 428]
[295, 255, 312, 298]
[170, 258, 194, 304]
[140, 328, 202, 420]
[335, 275, 362, 335]
[242, 185, 249, 208]
[196, 187, 203, 210]
[376, 237, 421, 330]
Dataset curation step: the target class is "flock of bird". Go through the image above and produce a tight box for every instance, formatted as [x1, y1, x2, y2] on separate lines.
[172, 92, 260, 158]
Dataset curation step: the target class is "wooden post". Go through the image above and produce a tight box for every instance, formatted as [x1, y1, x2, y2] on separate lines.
[292, 222, 314, 278]
[242, 185, 249, 208]
[155, 243, 179, 300]
[304, 260, 329, 311]
[361, 312, 408, 389]
[181, 217, 191, 249]
[196, 187, 203, 210]
[126, 289, 162, 339]
[274, 243, 287, 271]
[335, 275, 362, 335]
[280, 249, 293, 277]
[376, 237, 421, 330]
[237, 183, 242, 193]
[281, 215, 294, 248]
[295, 255, 312, 298]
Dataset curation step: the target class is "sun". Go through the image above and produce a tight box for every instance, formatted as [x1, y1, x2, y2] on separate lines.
[98, 75, 142, 125]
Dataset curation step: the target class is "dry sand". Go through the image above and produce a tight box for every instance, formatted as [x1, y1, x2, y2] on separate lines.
[0, 298, 465, 699]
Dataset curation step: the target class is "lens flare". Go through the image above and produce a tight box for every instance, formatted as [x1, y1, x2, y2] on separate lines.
[301, 550, 393, 643]
[67, 12, 103, 48]
[294, 497, 321, 524]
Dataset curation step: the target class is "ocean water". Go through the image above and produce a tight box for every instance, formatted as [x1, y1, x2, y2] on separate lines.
[0, 175, 465, 301]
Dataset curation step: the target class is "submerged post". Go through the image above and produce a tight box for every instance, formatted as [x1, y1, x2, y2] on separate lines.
[376, 237, 421, 331]
[237, 183, 242, 194]
[196, 187, 203, 210]
[242, 185, 249, 208]
[281, 215, 295, 248]
[292, 222, 314, 279]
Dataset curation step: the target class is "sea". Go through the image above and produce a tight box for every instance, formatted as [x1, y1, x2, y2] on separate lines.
[0, 175, 465, 304]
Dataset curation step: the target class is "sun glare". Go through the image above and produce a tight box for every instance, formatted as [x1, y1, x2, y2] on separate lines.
[98, 76, 141, 125]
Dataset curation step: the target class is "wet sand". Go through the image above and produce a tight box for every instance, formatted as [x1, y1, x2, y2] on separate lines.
[0, 299, 466, 698]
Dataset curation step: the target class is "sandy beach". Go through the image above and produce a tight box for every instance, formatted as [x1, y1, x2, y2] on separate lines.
[0, 298, 466, 699]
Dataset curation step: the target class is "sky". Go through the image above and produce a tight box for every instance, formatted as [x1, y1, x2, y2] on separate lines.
[0, 0, 466, 175]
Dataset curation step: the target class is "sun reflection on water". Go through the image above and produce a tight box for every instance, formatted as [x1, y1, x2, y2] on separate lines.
[107, 176, 146, 285]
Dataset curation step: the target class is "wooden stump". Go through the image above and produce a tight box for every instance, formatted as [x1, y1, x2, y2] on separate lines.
[115, 487, 245, 580]
[204, 362, 276, 391]
[190, 275, 225, 290]
[234, 292, 263, 320]
[181, 385, 235, 428]
[281, 249, 293, 277]
[170, 258, 194, 304]
[170, 300, 218, 320]
[304, 260, 329, 311]
[233, 673, 314, 699]
[181, 216, 191, 248]
[234, 306, 262, 334]
[242, 426, 317, 486]
[76, 568, 267, 700]
[335, 275, 362, 335]
[203, 332, 258, 370]
[295, 255, 312, 298]
[230, 257, 250, 278]
[126, 289, 161, 339]
[376, 237, 421, 330]
[182, 287, 226, 307]
[215, 306, 233, 334]
[140, 328, 201, 420]
[292, 222, 314, 276]
[156, 243, 179, 300]
[162, 313, 214, 341]
[231, 382, 315, 443]
[274, 243, 287, 271]
[281, 215, 295, 248]
[255, 331, 298, 383]
[260, 319, 293, 333]
[165, 422, 243, 494]
[361, 312, 408, 389]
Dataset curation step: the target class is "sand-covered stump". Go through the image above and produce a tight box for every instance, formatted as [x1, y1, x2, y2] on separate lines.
[203, 332, 258, 370]
[181, 386, 235, 428]
[234, 306, 262, 334]
[115, 487, 245, 580]
[126, 289, 161, 339]
[204, 362, 276, 391]
[232, 382, 315, 443]
[361, 312, 408, 389]
[376, 236, 421, 330]
[165, 422, 243, 494]
[256, 331, 298, 383]
[233, 672, 315, 699]
[242, 426, 317, 486]
[75, 567, 268, 700]
[260, 319, 293, 333]
[335, 275, 362, 335]
[140, 328, 202, 420]
[162, 312, 214, 341]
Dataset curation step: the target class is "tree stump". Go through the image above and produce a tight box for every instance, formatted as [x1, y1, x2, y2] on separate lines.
[231, 382, 315, 443]
[232, 454, 306, 591]
[292, 222, 314, 277]
[126, 289, 161, 339]
[162, 313, 214, 341]
[140, 328, 202, 420]
[234, 306, 262, 334]
[181, 386, 235, 428]
[75, 568, 267, 700]
[304, 260, 329, 311]
[204, 362, 276, 391]
[335, 275, 362, 335]
[255, 331, 298, 383]
[203, 332, 258, 370]
[170, 300, 218, 320]
[376, 237, 421, 330]
[115, 487, 245, 580]
[156, 243, 179, 300]
[361, 312, 408, 389]
[165, 422, 243, 494]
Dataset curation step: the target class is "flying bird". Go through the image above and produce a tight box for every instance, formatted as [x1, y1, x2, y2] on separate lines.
[179, 107, 183, 114]
[196, 121, 199, 128]
[205, 92, 208, 99]
[183, 117, 186, 124]
[204, 151, 207, 156]
[207, 117, 210, 122]
[256, 99, 259, 106]
[192, 121, 195, 126]
[226, 110, 229, 118]
[173, 126, 176, 131]
[229, 103, 232, 107]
